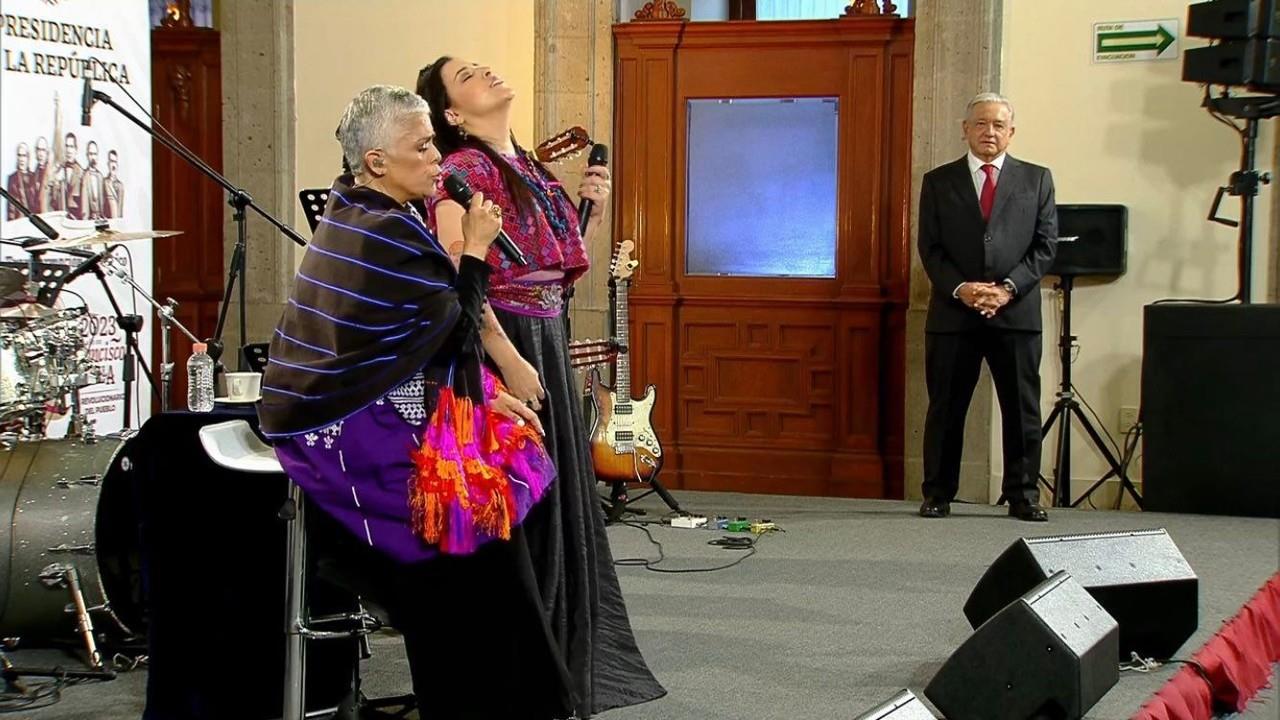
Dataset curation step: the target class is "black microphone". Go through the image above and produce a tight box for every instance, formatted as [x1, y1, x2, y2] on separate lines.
[577, 143, 608, 237]
[62, 246, 113, 284]
[442, 172, 528, 266]
[0, 186, 59, 241]
[81, 75, 94, 126]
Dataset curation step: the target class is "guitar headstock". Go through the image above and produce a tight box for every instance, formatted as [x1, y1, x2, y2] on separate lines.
[533, 126, 591, 164]
[609, 239, 638, 283]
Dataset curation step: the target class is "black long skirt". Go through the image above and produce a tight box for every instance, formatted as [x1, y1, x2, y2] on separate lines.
[492, 306, 666, 717]
[309, 308, 664, 719]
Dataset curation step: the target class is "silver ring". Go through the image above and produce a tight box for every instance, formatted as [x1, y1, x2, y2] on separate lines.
[524, 399, 535, 408]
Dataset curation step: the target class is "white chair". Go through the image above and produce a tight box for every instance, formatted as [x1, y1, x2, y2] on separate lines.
[198, 420, 403, 720]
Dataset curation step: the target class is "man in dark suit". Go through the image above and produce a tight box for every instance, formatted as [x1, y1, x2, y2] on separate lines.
[917, 93, 1058, 522]
[5, 143, 36, 220]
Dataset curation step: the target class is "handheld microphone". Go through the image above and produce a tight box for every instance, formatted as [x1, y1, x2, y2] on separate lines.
[577, 143, 608, 237]
[442, 172, 528, 266]
[81, 76, 94, 126]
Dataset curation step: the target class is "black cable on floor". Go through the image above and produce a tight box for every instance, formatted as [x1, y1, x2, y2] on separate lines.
[0, 676, 79, 714]
[613, 521, 765, 574]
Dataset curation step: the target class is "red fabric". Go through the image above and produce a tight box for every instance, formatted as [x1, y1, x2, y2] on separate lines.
[979, 163, 997, 221]
[1132, 572, 1280, 720]
[428, 148, 589, 288]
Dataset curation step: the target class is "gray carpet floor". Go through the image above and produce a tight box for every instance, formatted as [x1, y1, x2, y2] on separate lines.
[9, 491, 1279, 719]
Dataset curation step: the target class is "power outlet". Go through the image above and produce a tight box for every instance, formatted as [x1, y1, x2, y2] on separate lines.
[1118, 406, 1140, 434]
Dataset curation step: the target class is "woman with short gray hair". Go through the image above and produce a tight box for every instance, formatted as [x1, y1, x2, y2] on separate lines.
[262, 84, 569, 716]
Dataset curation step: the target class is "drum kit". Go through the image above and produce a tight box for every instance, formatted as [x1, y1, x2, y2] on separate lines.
[0, 214, 192, 680]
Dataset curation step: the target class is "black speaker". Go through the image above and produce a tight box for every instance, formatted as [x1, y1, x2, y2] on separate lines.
[963, 529, 1198, 660]
[852, 690, 939, 719]
[1142, 304, 1280, 518]
[926, 572, 1119, 720]
[1050, 204, 1126, 277]
[1188, 0, 1280, 39]
[1183, 38, 1280, 89]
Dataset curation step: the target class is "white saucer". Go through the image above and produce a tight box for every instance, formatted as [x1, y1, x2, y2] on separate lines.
[214, 396, 260, 405]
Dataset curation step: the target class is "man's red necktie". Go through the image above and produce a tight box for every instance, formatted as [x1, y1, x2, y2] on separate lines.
[980, 163, 997, 222]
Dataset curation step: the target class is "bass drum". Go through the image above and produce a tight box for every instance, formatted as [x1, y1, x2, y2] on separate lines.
[0, 434, 145, 641]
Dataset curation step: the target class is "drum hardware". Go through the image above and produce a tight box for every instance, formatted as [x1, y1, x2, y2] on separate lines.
[0, 305, 98, 438]
[68, 387, 97, 444]
[97, 255, 199, 413]
[34, 564, 110, 672]
[44, 544, 97, 556]
[46, 248, 160, 430]
[0, 436, 139, 682]
[5, 187, 189, 427]
[55, 473, 104, 488]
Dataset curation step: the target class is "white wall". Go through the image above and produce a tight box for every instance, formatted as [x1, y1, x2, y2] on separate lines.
[293, 1, 535, 243]
[995, 0, 1276, 503]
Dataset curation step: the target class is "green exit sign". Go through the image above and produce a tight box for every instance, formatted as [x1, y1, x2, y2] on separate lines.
[1094, 19, 1180, 63]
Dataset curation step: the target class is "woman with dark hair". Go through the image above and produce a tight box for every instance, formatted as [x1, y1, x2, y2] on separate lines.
[417, 58, 664, 717]
[262, 84, 571, 718]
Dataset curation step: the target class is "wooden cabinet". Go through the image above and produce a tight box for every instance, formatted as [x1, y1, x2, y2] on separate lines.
[613, 18, 912, 497]
[150, 28, 223, 408]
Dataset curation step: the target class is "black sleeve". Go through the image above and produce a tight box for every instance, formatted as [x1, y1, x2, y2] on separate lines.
[1006, 168, 1058, 294]
[917, 172, 967, 296]
[451, 255, 492, 354]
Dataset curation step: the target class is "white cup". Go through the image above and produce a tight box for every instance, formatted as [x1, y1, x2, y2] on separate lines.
[224, 372, 262, 402]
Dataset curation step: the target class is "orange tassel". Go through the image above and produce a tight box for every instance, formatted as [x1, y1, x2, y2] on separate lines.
[406, 381, 548, 552]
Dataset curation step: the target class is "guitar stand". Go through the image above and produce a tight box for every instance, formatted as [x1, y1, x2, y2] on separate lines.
[601, 472, 685, 524]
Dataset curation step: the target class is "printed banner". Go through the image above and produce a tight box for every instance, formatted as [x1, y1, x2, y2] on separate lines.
[1, 0, 153, 435]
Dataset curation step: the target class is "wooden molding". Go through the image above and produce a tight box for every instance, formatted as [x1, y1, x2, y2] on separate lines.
[843, 0, 899, 17]
[632, 0, 688, 22]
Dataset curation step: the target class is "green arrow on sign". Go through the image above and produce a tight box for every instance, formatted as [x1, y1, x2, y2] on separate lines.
[1096, 25, 1176, 55]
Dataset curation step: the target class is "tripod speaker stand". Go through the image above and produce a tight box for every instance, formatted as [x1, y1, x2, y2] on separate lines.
[1041, 274, 1143, 509]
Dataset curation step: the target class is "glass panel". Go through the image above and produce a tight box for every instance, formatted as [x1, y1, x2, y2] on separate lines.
[685, 97, 838, 278]
[755, 0, 912, 20]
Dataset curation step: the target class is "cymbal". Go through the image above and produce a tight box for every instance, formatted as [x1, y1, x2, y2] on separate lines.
[0, 267, 25, 297]
[0, 303, 58, 320]
[26, 228, 183, 251]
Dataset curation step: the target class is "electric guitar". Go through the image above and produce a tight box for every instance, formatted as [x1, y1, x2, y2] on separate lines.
[587, 240, 663, 484]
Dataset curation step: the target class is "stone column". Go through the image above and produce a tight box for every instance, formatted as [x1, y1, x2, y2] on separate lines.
[905, 0, 1003, 502]
[217, 0, 298, 359]
[537, 0, 617, 342]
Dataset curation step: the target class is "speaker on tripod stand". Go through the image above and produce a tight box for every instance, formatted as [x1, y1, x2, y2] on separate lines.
[1040, 204, 1142, 509]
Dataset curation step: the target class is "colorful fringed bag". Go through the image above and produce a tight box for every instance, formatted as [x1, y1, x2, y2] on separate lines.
[407, 369, 555, 555]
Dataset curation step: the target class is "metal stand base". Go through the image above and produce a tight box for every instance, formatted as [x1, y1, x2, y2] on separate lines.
[1041, 275, 1143, 509]
[602, 474, 685, 523]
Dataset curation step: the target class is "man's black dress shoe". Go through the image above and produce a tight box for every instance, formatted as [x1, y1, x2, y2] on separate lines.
[1008, 501, 1048, 522]
[919, 500, 950, 518]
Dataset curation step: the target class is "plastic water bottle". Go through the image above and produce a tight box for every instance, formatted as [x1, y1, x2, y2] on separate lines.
[187, 342, 215, 412]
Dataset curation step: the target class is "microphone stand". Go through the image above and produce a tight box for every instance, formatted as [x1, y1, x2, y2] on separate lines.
[49, 248, 161, 430]
[99, 255, 200, 412]
[86, 86, 306, 371]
